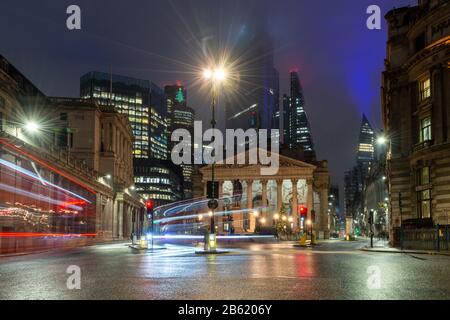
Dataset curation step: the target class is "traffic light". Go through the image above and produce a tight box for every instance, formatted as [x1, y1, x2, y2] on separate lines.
[368, 210, 374, 225]
[298, 205, 308, 218]
[145, 199, 154, 210]
[146, 200, 154, 219]
[207, 181, 219, 199]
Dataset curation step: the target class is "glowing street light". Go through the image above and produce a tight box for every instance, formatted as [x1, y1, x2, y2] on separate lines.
[203, 69, 213, 80]
[377, 136, 387, 145]
[260, 217, 266, 225]
[282, 215, 287, 221]
[24, 121, 40, 134]
[288, 217, 294, 223]
[273, 213, 280, 220]
[252, 210, 259, 217]
[203, 67, 227, 83]
[214, 69, 226, 81]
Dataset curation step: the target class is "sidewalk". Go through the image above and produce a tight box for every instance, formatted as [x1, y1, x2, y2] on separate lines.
[1, 240, 130, 258]
[360, 239, 450, 256]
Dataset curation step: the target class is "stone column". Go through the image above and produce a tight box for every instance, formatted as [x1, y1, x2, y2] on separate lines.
[95, 194, 103, 238]
[112, 199, 118, 240]
[319, 187, 330, 239]
[247, 180, 254, 232]
[247, 180, 254, 209]
[117, 200, 124, 240]
[219, 181, 224, 199]
[276, 179, 283, 212]
[218, 181, 224, 212]
[306, 178, 314, 222]
[291, 179, 298, 228]
[261, 180, 268, 207]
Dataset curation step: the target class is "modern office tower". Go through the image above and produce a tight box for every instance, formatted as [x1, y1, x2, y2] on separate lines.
[164, 83, 187, 136]
[271, 68, 281, 129]
[282, 94, 290, 145]
[133, 158, 184, 205]
[173, 105, 195, 199]
[285, 70, 316, 162]
[344, 115, 375, 227]
[80, 72, 183, 205]
[224, 11, 277, 132]
[329, 185, 341, 235]
[357, 114, 375, 170]
[80, 72, 151, 158]
[149, 83, 168, 160]
[164, 84, 195, 199]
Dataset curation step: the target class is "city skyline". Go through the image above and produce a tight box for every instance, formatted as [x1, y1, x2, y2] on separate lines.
[0, 0, 416, 193]
[1, 0, 450, 304]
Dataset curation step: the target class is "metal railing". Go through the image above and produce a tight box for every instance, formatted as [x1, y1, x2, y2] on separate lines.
[401, 225, 450, 251]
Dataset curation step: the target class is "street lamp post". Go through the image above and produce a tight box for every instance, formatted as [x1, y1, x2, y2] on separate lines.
[202, 67, 227, 253]
[210, 81, 217, 239]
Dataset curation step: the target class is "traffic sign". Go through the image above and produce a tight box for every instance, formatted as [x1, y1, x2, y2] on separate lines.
[208, 199, 219, 210]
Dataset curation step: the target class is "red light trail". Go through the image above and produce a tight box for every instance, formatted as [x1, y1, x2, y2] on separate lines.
[0, 139, 97, 194]
[0, 233, 97, 238]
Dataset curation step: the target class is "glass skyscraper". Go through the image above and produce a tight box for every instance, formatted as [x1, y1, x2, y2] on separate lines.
[284, 71, 316, 161]
[344, 114, 375, 220]
[165, 84, 195, 199]
[80, 72, 151, 159]
[357, 114, 375, 167]
[80, 72, 183, 206]
[222, 6, 278, 132]
[149, 83, 168, 160]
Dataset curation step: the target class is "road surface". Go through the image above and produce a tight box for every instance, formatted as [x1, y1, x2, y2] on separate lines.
[1, 239, 450, 300]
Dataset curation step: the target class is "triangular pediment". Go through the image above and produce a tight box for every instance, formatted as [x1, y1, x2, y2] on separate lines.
[200, 148, 317, 172]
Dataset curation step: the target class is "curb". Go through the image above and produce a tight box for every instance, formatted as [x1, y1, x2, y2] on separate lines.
[360, 247, 450, 256]
[128, 245, 167, 251]
[0, 250, 53, 258]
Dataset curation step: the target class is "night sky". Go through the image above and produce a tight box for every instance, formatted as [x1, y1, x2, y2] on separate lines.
[0, 0, 416, 202]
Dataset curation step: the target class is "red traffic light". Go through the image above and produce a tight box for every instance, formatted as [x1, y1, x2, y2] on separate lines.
[145, 200, 154, 210]
[298, 205, 308, 217]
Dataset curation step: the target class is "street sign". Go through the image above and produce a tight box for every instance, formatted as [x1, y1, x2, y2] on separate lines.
[208, 199, 219, 210]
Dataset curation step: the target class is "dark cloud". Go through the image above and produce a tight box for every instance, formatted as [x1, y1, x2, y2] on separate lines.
[0, 0, 417, 203]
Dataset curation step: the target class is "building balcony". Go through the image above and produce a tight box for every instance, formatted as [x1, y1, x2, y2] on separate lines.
[413, 139, 434, 153]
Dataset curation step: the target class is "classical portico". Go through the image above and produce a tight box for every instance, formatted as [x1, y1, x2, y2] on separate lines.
[199, 151, 331, 239]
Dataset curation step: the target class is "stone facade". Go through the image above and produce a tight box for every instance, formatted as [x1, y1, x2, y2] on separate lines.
[382, 1, 450, 244]
[0, 55, 144, 254]
[49, 97, 144, 240]
[199, 150, 331, 239]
